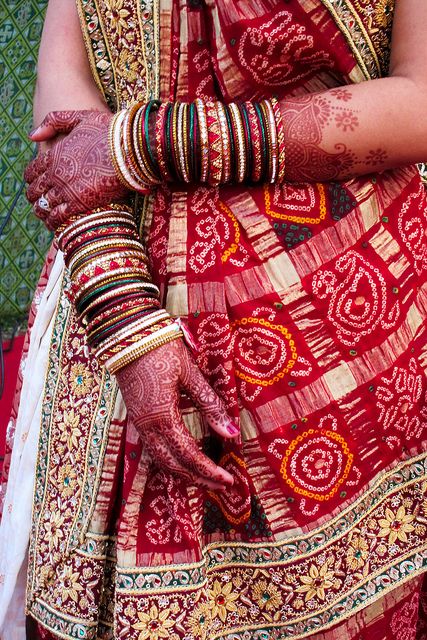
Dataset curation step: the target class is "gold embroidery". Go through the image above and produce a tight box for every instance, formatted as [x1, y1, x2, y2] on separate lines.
[319, 0, 395, 79]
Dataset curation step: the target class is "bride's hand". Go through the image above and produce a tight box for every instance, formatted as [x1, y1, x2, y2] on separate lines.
[116, 339, 239, 491]
[24, 110, 130, 231]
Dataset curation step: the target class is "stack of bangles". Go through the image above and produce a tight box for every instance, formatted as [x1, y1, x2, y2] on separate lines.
[109, 97, 286, 191]
[56, 205, 182, 374]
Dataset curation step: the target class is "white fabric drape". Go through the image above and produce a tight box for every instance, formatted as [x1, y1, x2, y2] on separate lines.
[0, 253, 64, 640]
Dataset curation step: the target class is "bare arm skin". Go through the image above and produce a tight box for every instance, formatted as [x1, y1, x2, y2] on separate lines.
[282, 0, 427, 181]
[34, 0, 109, 131]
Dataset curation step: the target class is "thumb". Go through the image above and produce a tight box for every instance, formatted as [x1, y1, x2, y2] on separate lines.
[29, 110, 90, 141]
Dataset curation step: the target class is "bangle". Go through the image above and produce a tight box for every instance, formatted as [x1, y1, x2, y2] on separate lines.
[156, 102, 173, 182]
[106, 324, 182, 373]
[206, 101, 223, 186]
[177, 102, 190, 183]
[261, 99, 278, 183]
[195, 98, 209, 183]
[228, 102, 246, 183]
[271, 97, 286, 182]
[217, 101, 231, 184]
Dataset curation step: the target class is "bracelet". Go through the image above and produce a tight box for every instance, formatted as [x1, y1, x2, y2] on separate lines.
[108, 98, 285, 189]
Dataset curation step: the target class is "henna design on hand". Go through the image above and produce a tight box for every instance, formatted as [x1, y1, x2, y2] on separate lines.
[280, 91, 390, 182]
[282, 95, 358, 182]
[365, 148, 389, 167]
[24, 110, 130, 231]
[330, 88, 352, 102]
[335, 111, 359, 132]
[116, 339, 239, 491]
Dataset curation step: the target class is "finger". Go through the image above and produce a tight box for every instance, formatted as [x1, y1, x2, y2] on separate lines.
[167, 421, 234, 486]
[24, 151, 50, 184]
[45, 186, 65, 210]
[46, 202, 73, 232]
[181, 358, 239, 439]
[139, 427, 227, 491]
[29, 110, 91, 141]
[32, 201, 69, 232]
[191, 474, 228, 492]
[26, 172, 50, 204]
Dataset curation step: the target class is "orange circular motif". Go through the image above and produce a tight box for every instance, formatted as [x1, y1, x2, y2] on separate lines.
[280, 429, 353, 501]
[232, 317, 297, 386]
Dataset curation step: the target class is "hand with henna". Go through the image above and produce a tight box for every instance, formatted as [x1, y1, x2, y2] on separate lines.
[24, 110, 131, 231]
[116, 338, 239, 491]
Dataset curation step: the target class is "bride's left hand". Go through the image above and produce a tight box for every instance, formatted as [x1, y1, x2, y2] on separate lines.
[24, 110, 130, 231]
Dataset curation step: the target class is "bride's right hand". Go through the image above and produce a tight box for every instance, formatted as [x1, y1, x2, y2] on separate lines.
[116, 338, 238, 491]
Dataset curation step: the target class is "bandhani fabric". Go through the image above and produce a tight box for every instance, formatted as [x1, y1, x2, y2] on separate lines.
[0, 0, 52, 338]
[0, 0, 426, 639]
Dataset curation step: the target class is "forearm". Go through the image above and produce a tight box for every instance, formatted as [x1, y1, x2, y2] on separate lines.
[33, 0, 108, 142]
[282, 76, 427, 182]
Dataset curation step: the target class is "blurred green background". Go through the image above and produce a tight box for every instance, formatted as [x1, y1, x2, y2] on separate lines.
[0, 0, 51, 340]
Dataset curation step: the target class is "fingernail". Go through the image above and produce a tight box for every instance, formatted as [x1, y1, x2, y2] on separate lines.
[227, 422, 239, 435]
[29, 126, 40, 137]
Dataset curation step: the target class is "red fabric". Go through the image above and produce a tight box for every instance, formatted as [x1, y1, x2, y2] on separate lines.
[0, 335, 25, 472]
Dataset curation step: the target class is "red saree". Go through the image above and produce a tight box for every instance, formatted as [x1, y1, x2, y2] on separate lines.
[1, 0, 427, 638]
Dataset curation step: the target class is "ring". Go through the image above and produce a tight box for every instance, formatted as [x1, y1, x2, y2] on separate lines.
[37, 195, 50, 211]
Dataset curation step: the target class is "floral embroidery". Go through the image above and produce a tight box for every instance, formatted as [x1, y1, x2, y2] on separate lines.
[43, 512, 65, 552]
[187, 601, 211, 639]
[57, 566, 84, 604]
[374, 0, 394, 28]
[378, 506, 415, 545]
[58, 409, 83, 451]
[69, 362, 94, 397]
[296, 561, 337, 602]
[251, 579, 282, 611]
[104, 0, 130, 35]
[346, 535, 369, 570]
[132, 605, 175, 640]
[55, 463, 78, 498]
[117, 48, 140, 83]
[209, 580, 239, 623]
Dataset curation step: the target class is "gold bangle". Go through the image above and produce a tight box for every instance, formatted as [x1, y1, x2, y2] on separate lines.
[108, 330, 182, 374]
[72, 250, 150, 281]
[216, 101, 230, 184]
[228, 102, 246, 183]
[206, 101, 223, 186]
[178, 102, 190, 183]
[68, 238, 147, 272]
[96, 311, 172, 359]
[271, 97, 286, 182]
[195, 99, 209, 183]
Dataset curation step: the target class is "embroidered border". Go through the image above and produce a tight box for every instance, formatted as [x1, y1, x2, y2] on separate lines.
[319, 0, 392, 80]
[76, 0, 118, 109]
[77, 0, 161, 108]
[26, 272, 118, 621]
[113, 455, 427, 639]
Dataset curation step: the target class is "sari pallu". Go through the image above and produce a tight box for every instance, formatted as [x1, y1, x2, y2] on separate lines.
[1, 0, 427, 638]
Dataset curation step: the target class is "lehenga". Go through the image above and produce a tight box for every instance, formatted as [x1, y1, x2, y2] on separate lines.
[1, 0, 427, 638]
